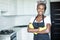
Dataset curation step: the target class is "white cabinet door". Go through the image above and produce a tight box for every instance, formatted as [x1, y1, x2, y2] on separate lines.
[24, 0, 37, 15]
[0, 0, 8, 16]
[21, 27, 34, 40]
[0, 0, 17, 16]
[17, 0, 24, 16]
[17, 0, 37, 15]
[16, 27, 34, 40]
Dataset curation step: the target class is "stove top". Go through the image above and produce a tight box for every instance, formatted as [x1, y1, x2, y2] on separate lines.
[0, 30, 14, 35]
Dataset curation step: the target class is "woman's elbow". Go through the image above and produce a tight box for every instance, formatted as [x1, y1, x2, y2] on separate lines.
[45, 29, 50, 33]
[27, 28, 32, 32]
[27, 29, 30, 32]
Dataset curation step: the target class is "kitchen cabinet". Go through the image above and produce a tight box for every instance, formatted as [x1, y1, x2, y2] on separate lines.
[17, 0, 37, 15]
[23, 0, 37, 15]
[20, 27, 33, 40]
[13, 27, 33, 40]
[17, 27, 33, 40]
[0, 0, 17, 16]
[17, 0, 24, 16]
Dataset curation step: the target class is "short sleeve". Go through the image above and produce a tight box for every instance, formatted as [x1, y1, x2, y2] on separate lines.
[28, 17, 35, 28]
[29, 17, 35, 23]
[44, 16, 51, 26]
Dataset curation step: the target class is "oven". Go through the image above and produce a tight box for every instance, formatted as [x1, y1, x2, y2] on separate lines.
[0, 30, 17, 40]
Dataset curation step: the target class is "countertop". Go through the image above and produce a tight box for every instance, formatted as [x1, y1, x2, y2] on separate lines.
[10, 25, 28, 32]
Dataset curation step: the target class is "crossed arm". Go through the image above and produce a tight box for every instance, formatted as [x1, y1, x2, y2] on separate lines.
[27, 23, 51, 34]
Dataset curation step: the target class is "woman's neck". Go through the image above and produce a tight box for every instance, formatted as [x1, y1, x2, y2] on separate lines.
[36, 15, 44, 18]
[35, 14, 46, 23]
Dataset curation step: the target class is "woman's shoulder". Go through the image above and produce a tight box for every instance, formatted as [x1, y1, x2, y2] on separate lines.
[45, 16, 51, 19]
[29, 16, 36, 23]
[44, 16, 51, 22]
[44, 15, 51, 24]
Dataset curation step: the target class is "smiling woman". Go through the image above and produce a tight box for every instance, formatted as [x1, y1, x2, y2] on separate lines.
[27, 1, 51, 40]
[37, 3, 46, 15]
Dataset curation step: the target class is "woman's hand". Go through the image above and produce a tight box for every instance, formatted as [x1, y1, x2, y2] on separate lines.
[37, 23, 51, 34]
[27, 28, 39, 33]
[34, 29, 39, 32]
[38, 27, 47, 31]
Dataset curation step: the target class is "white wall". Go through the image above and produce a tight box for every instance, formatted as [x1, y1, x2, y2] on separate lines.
[15, 16, 36, 26]
[0, 16, 15, 31]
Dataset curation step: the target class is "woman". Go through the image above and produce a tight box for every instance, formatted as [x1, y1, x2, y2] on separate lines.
[27, 2, 51, 40]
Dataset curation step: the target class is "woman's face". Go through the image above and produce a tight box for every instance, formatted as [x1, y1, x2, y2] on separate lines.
[37, 5, 45, 15]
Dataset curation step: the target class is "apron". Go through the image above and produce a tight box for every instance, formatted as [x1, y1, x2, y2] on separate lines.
[33, 17, 50, 40]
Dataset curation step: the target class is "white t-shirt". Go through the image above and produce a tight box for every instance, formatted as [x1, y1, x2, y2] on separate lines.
[29, 16, 51, 27]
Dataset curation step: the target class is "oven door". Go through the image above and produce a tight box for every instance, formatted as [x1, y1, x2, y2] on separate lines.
[11, 33, 16, 40]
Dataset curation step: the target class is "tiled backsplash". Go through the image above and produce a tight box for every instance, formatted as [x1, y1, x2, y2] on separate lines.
[0, 16, 15, 31]
[15, 16, 36, 26]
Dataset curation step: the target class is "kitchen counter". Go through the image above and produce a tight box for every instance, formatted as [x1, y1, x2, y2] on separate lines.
[11, 25, 28, 32]
[14, 25, 28, 27]
[10, 25, 33, 40]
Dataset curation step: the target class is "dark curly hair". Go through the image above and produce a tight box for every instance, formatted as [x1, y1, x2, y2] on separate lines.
[37, 3, 46, 11]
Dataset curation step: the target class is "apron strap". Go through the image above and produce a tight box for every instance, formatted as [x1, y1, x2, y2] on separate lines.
[33, 15, 44, 24]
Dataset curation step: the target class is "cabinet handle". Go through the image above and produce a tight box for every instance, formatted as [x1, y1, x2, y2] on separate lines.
[1, 11, 7, 14]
